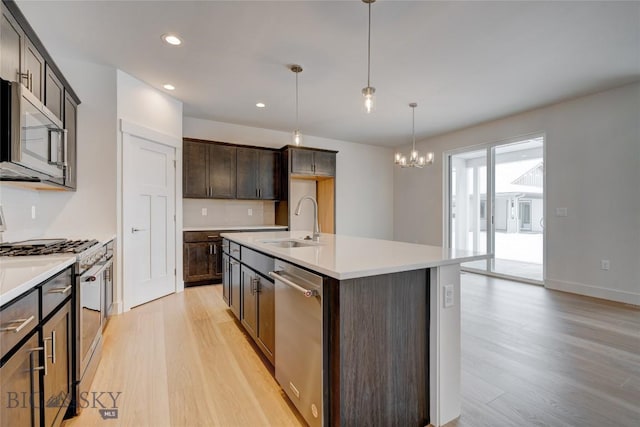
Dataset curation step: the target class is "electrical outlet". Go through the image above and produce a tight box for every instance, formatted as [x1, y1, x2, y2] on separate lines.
[31, 205, 36, 219]
[444, 284, 454, 308]
[556, 207, 568, 217]
[248, 208, 253, 216]
[201, 208, 208, 216]
[600, 260, 610, 271]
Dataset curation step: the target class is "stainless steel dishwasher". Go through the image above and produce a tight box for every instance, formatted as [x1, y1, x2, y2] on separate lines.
[269, 259, 323, 427]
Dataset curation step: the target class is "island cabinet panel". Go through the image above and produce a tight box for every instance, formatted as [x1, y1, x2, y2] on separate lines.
[241, 265, 258, 338]
[229, 257, 241, 319]
[330, 269, 430, 426]
[222, 253, 231, 305]
[237, 249, 275, 363]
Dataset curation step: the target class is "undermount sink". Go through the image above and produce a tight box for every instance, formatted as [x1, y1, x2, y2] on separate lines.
[258, 239, 321, 248]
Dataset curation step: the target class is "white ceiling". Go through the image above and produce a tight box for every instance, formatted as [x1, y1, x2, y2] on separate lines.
[17, 0, 640, 147]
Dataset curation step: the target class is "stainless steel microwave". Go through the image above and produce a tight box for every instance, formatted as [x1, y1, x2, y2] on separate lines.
[0, 78, 67, 185]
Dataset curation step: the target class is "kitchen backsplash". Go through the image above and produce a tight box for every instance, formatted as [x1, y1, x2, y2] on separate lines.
[183, 199, 275, 228]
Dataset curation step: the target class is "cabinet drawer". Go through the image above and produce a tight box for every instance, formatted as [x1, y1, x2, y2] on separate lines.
[184, 231, 221, 242]
[0, 289, 38, 360]
[229, 242, 241, 259]
[41, 268, 72, 320]
[241, 247, 274, 278]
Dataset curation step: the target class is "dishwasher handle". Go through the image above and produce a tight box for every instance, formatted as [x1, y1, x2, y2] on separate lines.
[269, 271, 319, 298]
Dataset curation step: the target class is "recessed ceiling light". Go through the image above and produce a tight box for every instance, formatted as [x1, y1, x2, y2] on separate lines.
[161, 34, 182, 46]
[256, 102, 266, 108]
[163, 84, 175, 91]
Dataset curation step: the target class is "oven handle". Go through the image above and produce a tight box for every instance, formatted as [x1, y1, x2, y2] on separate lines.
[84, 259, 113, 282]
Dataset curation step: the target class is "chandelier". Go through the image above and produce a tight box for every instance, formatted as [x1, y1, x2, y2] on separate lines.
[394, 103, 434, 168]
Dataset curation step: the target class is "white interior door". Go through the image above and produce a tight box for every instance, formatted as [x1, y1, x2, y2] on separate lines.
[123, 133, 176, 308]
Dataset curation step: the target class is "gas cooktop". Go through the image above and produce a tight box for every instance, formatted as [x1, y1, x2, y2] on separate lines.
[0, 239, 99, 256]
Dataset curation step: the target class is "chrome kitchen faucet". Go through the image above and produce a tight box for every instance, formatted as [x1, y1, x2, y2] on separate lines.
[294, 196, 320, 242]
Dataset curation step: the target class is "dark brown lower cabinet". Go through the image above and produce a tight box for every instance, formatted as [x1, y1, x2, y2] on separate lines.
[241, 266, 258, 338]
[183, 239, 222, 285]
[0, 333, 41, 427]
[222, 253, 230, 305]
[240, 265, 274, 362]
[230, 258, 241, 319]
[42, 301, 72, 427]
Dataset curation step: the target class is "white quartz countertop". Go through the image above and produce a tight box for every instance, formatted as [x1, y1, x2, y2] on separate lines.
[220, 231, 487, 280]
[184, 225, 288, 232]
[0, 255, 76, 306]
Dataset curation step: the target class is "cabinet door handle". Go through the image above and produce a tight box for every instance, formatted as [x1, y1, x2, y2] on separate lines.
[209, 244, 213, 255]
[44, 331, 56, 364]
[29, 346, 47, 376]
[1, 315, 35, 333]
[49, 285, 72, 294]
[29, 351, 37, 422]
[214, 245, 217, 255]
[29, 71, 33, 91]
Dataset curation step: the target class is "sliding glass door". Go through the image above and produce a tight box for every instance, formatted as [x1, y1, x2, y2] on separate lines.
[447, 136, 544, 283]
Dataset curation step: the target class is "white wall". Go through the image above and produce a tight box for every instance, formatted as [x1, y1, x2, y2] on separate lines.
[116, 70, 183, 310]
[184, 117, 395, 240]
[0, 59, 117, 242]
[394, 82, 640, 305]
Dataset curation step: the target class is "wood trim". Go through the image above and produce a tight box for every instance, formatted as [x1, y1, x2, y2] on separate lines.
[281, 145, 338, 154]
[183, 137, 281, 152]
[317, 178, 335, 234]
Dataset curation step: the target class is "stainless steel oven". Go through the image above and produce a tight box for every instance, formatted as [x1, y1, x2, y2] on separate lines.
[71, 242, 112, 415]
[0, 78, 66, 184]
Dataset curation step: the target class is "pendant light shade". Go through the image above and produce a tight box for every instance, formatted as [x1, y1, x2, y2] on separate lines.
[362, 0, 376, 113]
[291, 65, 303, 146]
[395, 103, 435, 168]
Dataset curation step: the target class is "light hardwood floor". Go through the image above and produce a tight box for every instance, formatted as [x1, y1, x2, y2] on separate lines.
[63, 274, 640, 427]
[63, 285, 305, 427]
[449, 273, 640, 427]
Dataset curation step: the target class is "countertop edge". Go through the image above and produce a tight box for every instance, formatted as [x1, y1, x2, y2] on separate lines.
[0, 256, 76, 307]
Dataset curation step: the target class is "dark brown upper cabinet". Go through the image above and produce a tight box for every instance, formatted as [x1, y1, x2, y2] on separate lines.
[183, 139, 237, 199]
[290, 147, 336, 177]
[63, 92, 77, 190]
[0, 5, 24, 84]
[1, 3, 44, 102]
[45, 64, 64, 120]
[1, 1, 81, 191]
[236, 147, 280, 200]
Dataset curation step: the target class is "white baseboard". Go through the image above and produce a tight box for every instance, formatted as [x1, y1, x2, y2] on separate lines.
[545, 279, 640, 306]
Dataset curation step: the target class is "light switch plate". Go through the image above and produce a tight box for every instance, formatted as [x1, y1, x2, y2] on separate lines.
[444, 284, 454, 308]
[31, 205, 36, 219]
[248, 208, 253, 216]
[556, 207, 568, 217]
[201, 208, 207, 216]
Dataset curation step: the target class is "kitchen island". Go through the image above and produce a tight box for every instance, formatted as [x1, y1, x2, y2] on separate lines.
[221, 230, 485, 427]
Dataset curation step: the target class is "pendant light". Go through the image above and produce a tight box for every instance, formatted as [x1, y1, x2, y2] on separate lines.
[291, 64, 303, 146]
[395, 103, 435, 168]
[362, 0, 376, 113]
